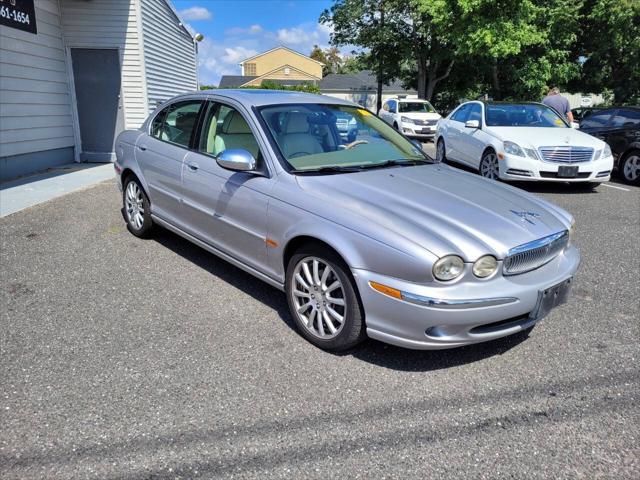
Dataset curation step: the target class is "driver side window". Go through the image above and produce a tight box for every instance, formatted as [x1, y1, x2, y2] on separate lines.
[198, 102, 261, 160]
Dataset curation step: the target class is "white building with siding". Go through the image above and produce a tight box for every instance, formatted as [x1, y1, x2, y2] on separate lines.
[0, 0, 199, 180]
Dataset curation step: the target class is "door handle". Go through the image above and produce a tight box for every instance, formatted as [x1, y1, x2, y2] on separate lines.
[138, 144, 147, 151]
[187, 162, 199, 171]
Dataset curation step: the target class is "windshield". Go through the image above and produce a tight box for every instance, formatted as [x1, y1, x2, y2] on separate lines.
[399, 102, 435, 113]
[485, 104, 568, 128]
[259, 104, 428, 172]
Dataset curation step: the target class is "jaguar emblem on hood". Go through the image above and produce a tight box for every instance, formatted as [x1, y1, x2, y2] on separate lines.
[510, 210, 541, 225]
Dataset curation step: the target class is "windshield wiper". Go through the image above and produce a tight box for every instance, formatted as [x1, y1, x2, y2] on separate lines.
[356, 158, 431, 170]
[293, 165, 362, 174]
[292, 159, 430, 175]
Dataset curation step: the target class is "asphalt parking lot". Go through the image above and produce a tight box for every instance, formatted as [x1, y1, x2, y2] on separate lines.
[1, 164, 638, 479]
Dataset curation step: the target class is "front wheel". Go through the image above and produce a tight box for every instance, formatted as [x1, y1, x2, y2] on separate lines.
[286, 245, 366, 351]
[479, 151, 500, 180]
[436, 139, 446, 163]
[620, 150, 640, 185]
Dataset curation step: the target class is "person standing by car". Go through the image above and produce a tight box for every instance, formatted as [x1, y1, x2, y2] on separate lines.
[542, 87, 574, 124]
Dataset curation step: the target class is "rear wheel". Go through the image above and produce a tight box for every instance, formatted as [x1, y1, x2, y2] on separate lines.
[479, 150, 500, 180]
[123, 177, 153, 238]
[286, 244, 366, 351]
[620, 150, 640, 185]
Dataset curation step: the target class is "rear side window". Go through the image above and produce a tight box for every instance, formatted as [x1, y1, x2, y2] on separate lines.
[451, 104, 470, 122]
[151, 100, 203, 148]
[580, 110, 614, 129]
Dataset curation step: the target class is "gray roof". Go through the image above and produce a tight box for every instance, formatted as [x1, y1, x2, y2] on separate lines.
[319, 70, 413, 93]
[218, 76, 318, 88]
[218, 76, 257, 88]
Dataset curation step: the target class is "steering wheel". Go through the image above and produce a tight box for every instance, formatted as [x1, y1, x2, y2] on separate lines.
[343, 139, 369, 150]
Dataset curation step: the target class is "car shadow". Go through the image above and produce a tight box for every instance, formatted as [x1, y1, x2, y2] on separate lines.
[151, 226, 530, 372]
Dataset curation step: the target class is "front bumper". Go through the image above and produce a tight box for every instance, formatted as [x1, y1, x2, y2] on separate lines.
[352, 245, 580, 350]
[499, 153, 614, 182]
[401, 122, 437, 138]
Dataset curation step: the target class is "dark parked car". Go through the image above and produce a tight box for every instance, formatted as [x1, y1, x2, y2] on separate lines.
[579, 107, 640, 184]
[572, 106, 606, 123]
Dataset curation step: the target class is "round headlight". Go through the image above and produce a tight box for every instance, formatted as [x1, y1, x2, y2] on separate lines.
[433, 255, 465, 281]
[473, 255, 498, 278]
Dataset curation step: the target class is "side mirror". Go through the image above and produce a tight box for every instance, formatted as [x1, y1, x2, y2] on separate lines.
[465, 119, 480, 129]
[216, 149, 256, 172]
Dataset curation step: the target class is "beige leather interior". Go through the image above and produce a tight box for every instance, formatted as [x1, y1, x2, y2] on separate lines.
[211, 110, 260, 158]
[279, 112, 323, 158]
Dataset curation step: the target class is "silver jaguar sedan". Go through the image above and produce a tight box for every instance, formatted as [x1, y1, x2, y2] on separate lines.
[114, 90, 580, 351]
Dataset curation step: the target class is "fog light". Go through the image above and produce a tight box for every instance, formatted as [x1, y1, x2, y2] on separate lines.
[433, 255, 464, 281]
[473, 255, 498, 278]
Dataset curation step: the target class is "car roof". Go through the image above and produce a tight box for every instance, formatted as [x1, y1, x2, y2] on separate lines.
[172, 89, 357, 108]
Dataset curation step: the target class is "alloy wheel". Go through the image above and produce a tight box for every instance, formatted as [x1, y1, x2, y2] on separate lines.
[623, 154, 639, 181]
[290, 256, 347, 340]
[125, 181, 145, 230]
[480, 153, 500, 180]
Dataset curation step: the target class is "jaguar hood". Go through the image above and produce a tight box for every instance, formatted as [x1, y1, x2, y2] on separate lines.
[296, 164, 571, 260]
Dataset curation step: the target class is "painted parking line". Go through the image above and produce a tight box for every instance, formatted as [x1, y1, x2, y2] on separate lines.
[602, 183, 630, 192]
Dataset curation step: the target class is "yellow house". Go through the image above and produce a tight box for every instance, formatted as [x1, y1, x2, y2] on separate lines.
[218, 46, 323, 88]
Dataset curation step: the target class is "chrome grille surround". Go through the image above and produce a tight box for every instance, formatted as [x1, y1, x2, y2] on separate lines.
[503, 230, 569, 275]
[539, 146, 594, 163]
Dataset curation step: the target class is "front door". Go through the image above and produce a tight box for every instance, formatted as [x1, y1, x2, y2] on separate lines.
[70, 48, 124, 162]
[181, 101, 273, 274]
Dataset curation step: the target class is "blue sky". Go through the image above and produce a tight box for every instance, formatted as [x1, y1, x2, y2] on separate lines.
[171, 1, 337, 86]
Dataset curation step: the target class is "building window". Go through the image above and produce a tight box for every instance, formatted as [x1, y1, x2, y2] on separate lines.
[284, 67, 290, 75]
[244, 63, 256, 75]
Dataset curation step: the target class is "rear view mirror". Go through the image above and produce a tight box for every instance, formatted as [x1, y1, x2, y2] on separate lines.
[216, 149, 256, 172]
[465, 120, 480, 129]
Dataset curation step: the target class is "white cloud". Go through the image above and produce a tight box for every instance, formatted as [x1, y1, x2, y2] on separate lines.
[226, 24, 263, 36]
[179, 6, 212, 21]
[196, 22, 343, 86]
[222, 46, 258, 64]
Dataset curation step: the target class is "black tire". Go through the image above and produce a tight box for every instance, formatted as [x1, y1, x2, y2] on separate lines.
[393, 122, 399, 131]
[436, 138, 447, 163]
[285, 243, 366, 351]
[619, 149, 640, 185]
[123, 176, 153, 238]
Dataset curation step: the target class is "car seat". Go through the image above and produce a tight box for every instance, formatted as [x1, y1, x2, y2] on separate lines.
[279, 112, 324, 158]
[213, 111, 260, 158]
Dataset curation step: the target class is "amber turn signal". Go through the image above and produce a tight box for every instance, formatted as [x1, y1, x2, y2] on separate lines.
[369, 281, 402, 299]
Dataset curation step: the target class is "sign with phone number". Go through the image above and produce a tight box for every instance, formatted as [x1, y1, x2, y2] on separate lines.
[0, 0, 37, 34]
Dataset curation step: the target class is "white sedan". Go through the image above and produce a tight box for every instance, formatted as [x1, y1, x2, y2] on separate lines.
[435, 101, 614, 186]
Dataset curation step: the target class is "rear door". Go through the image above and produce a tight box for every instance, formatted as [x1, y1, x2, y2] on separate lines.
[135, 99, 204, 224]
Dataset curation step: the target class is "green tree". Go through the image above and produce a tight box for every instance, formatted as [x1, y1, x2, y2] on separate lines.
[572, 0, 640, 104]
[321, 0, 405, 110]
